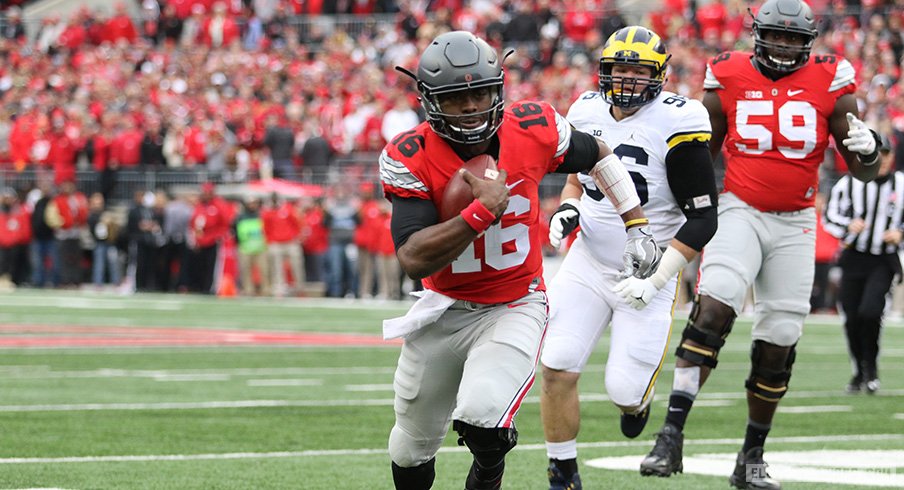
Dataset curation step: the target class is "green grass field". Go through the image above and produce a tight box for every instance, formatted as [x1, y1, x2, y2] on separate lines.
[0, 289, 901, 489]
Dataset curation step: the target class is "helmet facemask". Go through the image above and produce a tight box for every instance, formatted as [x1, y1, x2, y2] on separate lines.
[419, 78, 505, 145]
[598, 26, 670, 109]
[599, 58, 668, 109]
[753, 25, 816, 73]
[750, 0, 818, 73]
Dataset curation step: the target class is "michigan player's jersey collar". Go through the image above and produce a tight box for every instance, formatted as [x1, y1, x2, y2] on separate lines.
[609, 93, 659, 123]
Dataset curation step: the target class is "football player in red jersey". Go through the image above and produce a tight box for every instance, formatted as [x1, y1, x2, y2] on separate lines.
[639, 1, 882, 488]
[380, 31, 661, 490]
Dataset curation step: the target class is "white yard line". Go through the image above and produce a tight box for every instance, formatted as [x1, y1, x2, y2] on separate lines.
[0, 434, 901, 465]
[344, 384, 394, 392]
[1, 388, 902, 412]
[779, 405, 852, 414]
[246, 379, 323, 387]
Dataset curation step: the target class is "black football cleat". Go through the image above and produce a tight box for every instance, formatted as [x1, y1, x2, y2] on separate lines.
[728, 446, 781, 489]
[620, 405, 651, 439]
[865, 378, 880, 394]
[547, 462, 582, 490]
[844, 374, 863, 394]
[639, 423, 683, 477]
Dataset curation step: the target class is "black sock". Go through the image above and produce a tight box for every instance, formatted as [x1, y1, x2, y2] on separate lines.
[392, 458, 435, 490]
[664, 392, 695, 430]
[473, 459, 504, 482]
[549, 458, 578, 478]
[742, 420, 771, 453]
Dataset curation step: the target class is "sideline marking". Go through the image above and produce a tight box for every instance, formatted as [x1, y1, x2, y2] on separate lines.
[1, 435, 901, 465]
[1, 390, 902, 413]
[0, 324, 399, 348]
[779, 405, 852, 414]
[587, 450, 904, 487]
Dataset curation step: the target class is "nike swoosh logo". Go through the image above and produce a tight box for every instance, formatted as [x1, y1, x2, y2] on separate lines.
[506, 179, 524, 190]
[507, 302, 527, 308]
[472, 213, 485, 222]
[787, 89, 804, 96]
[668, 407, 682, 412]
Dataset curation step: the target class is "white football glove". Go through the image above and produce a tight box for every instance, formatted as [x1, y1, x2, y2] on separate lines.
[613, 276, 659, 310]
[549, 198, 580, 248]
[622, 225, 661, 279]
[843, 113, 877, 156]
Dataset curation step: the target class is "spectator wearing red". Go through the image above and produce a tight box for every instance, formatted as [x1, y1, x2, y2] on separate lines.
[189, 183, 232, 293]
[261, 195, 304, 296]
[183, 123, 208, 167]
[373, 200, 399, 300]
[813, 193, 841, 313]
[105, 2, 139, 44]
[47, 112, 82, 186]
[300, 197, 328, 284]
[0, 188, 31, 287]
[49, 180, 88, 286]
[9, 110, 38, 171]
[354, 183, 382, 298]
[200, 2, 240, 48]
[109, 118, 144, 168]
[696, 0, 727, 40]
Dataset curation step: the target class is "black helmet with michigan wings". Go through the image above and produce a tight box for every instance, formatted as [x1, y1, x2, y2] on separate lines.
[599, 26, 670, 109]
[399, 31, 506, 145]
[752, 0, 818, 73]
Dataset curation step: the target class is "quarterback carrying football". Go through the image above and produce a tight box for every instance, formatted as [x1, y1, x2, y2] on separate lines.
[540, 26, 719, 490]
[638, 1, 882, 488]
[380, 31, 660, 489]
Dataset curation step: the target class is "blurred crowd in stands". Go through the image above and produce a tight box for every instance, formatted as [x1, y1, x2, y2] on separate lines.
[0, 0, 901, 300]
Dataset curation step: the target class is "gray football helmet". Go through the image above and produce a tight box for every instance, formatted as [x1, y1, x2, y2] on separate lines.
[402, 31, 506, 145]
[752, 0, 818, 73]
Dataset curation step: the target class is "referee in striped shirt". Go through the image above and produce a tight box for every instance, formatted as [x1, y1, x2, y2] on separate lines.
[824, 133, 899, 394]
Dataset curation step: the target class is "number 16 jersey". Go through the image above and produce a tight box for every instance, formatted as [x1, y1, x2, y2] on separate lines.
[704, 51, 856, 212]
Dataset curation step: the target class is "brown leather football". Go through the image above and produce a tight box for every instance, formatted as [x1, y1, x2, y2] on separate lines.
[438, 154, 499, 222]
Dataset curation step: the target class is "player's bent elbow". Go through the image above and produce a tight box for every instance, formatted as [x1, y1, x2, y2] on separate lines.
[676, 209, 719, 251]
[396, 251, 433, 281]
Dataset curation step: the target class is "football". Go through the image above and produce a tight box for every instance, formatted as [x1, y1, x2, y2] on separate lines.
[439, 154, 499, 222]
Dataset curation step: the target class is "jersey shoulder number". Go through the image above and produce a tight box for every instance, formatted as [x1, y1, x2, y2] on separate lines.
[507, 99, 571, 159]
[379, 125, 430, 199]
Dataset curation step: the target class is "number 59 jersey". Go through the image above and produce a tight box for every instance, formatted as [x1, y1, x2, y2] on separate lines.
[704, 51, 856, 212]
[566, 90, 711, 270]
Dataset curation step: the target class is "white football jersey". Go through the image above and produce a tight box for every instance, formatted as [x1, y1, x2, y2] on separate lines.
[566, 90, 712, 269]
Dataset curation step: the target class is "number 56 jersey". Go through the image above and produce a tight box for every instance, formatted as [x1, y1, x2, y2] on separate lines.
[704, 51, 856, 212]
[566, 90, 711, 270]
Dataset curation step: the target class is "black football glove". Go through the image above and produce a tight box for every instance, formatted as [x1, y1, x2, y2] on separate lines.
[549, 198, 581, 248]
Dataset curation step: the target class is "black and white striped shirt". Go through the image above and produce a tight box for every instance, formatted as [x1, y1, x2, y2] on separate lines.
[824, 172, 904, 255]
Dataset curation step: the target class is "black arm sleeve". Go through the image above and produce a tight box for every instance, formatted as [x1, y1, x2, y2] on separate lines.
[390, 196, 439, 251]
[666, 143, 719, 251]
[555, 129, 600, 173]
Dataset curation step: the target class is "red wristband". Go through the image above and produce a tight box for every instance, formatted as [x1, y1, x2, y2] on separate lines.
[460, 199, 496, 233]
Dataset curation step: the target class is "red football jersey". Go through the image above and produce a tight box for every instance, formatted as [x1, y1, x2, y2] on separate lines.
[705, 51, 856, 212]
[380, 101, 571, 303]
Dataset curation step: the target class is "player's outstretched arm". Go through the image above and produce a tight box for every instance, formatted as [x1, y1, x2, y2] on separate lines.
[831, 94, 880, 182]
[614, 143, 719, 309]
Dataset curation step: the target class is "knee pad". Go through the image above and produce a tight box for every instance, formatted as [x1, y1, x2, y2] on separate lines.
[675, 296, 736, 368]
[745, 340, 796, 403]
[453, 421, 518, 469]
[392, 458, 435, 490]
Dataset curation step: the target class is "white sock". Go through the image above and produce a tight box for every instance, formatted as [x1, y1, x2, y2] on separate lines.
[546, 439, 578, 460]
